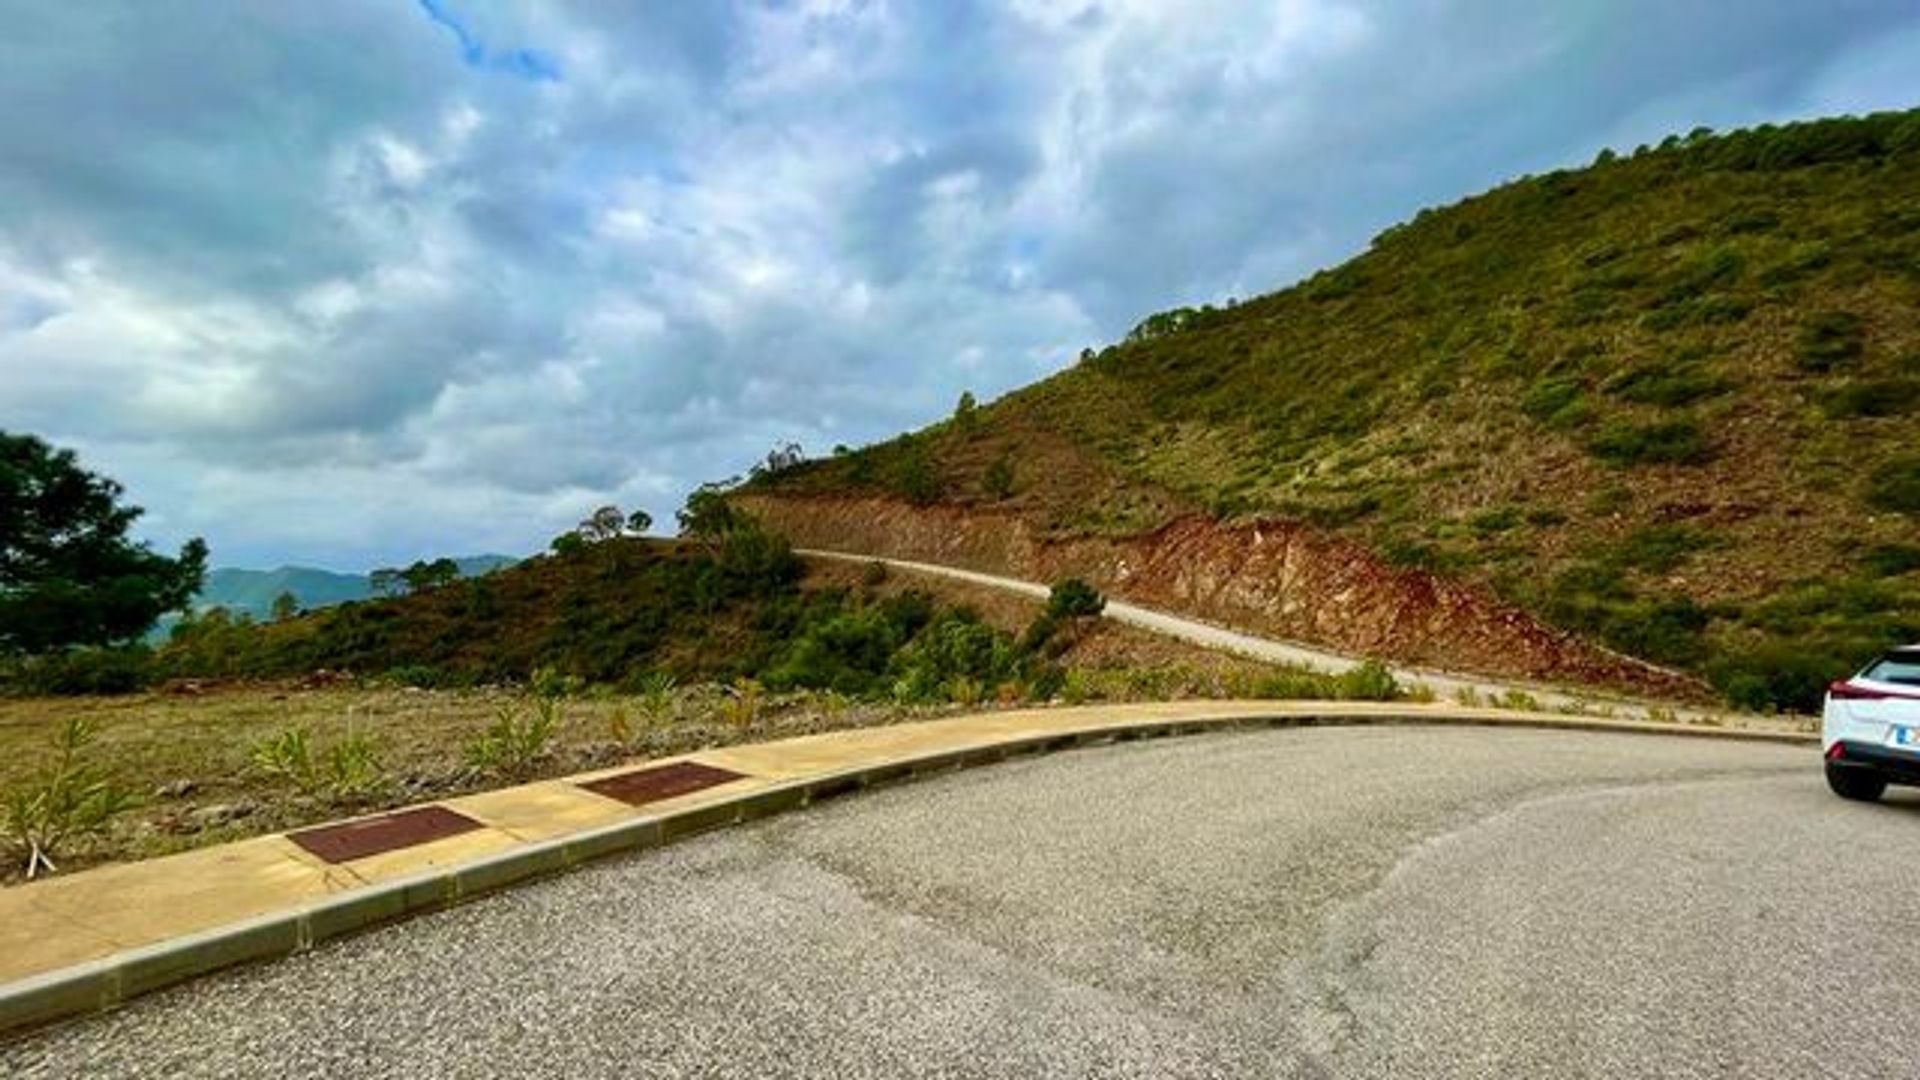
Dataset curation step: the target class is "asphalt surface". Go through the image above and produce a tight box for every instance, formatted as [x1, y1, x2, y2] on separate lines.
[7, 726, 1917, 1079]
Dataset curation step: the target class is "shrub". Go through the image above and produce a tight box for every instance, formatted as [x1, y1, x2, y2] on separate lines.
[1815, 378, 1920, 419]
[1586, 418, 1712, 466]
[1046, 579, 1107, 620]
[251, 723, 386, 800]
[1, 647, 155, 696]
[467, 696, 562, 780]
[1335, 660, 1400, 701]
[1865, 457, 1920, 513]
[1603, 357, 1731, 408]
[1863, 544, 1920, 577]
[982, 455, 1016, 500]
[1798, 311, 1865, 372]
[2, 717, 134, 878]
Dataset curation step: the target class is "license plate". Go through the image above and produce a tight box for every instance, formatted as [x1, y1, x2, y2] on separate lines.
[1896, 726, 1918, 747]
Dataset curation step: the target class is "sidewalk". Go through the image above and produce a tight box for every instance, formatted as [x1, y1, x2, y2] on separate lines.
[0, 700, 1814, 1035]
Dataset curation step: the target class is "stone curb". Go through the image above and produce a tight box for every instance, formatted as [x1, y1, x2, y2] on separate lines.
[0, 708, 1814, 1038]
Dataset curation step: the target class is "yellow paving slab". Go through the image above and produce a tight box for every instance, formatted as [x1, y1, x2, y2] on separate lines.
[445, 781, 639, 843]
[1, 900, 123, 977]
[340, 825, 525, 885]
[1, 836, 349, 966]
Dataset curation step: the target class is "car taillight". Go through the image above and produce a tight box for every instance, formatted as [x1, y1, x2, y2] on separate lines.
[1828, 680, 1890, 701]
[1828, 681, 1892, 701]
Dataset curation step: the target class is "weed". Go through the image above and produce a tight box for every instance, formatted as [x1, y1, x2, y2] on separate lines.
[2, 717, 133, 878]
[467, 696, 562, 780]
[252, 721, 386, 800]
[1497, 689, 1543, 712]
[721, 678, 763, 728]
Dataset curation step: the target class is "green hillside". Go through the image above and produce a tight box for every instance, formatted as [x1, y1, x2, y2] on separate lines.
[194, 556, 517, 621]
[759, 109, 1920, 712]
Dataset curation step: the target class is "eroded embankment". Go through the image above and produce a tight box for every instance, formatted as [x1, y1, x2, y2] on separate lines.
[735, 493, 1707, 701]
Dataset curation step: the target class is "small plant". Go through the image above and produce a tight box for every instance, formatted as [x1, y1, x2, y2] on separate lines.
[3, 717, 134, 879]
[1497, 689, 1543, 712]
[606, 704, 637, 750]
[1455, 687, 1485, 708]
[1335, 660, 1400, 701]
[251, 722, 386, 800]
[1644, 705, 1681, 725]
[467, 696, 562, 780]
[720, 678, 763, 728]
[861, 560, 889, 588]
[251, 727, 320, 793]
[633, 671, 679, 720]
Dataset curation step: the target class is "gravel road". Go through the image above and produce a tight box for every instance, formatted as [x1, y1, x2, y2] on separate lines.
[798, 550, 1761, 726]
[7, 726, 1914, 1079]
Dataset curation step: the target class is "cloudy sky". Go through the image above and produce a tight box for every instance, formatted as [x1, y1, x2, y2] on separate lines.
[3, 1, 1918, 570]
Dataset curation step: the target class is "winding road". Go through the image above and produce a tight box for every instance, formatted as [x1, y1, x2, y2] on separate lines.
[7, 724, 1909, 1079]
[802, 550, 1737, 726]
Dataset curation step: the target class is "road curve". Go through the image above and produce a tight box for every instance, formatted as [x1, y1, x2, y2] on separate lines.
[801, 549, 1726, 724]
[8, 725, 1907, 1079]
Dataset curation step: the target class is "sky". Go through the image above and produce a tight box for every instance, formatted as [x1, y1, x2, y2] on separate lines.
[3, 1, 1919, 571]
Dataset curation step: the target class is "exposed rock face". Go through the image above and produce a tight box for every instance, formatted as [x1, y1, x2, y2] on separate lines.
[736, 493, 1705, 700]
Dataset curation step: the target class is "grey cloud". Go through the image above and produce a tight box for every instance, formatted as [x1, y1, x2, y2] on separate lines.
[2, 0, 1918, 569]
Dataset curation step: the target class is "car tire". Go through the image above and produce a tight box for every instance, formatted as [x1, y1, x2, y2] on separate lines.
[1826, 762, 1887, 802]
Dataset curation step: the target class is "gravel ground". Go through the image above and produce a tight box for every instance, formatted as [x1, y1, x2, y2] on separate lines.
[6, 725, 1914, 1079]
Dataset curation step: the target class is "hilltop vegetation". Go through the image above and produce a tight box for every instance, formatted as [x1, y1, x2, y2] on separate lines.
[757, 110, 1920, 712]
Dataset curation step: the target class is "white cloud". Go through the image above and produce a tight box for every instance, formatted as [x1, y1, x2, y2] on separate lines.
[2, 0, 1918, 569]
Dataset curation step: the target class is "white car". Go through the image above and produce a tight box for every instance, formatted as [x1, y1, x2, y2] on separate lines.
[1823, 645, 1920, 801]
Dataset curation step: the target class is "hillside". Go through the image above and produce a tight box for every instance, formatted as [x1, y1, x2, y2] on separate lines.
[749, 109, 1920, 712]
[195, 556, 517, 621]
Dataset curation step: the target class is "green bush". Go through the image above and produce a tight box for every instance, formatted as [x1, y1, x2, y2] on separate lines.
[1603, 357, 1731, 408]
[1863, 544, 1920, 577]
[1815, 378, 1920, 419]
[1865, 457, 1920, 513]
[1586, 418, 1712, 466]
[1046, 579, 1107, 620]
[1335, 660, 1400, 701]
[1798, 311, 1866, 372]
[1, 647, 155, 696]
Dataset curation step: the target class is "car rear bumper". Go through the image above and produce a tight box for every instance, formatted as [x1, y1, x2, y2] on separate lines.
[1828, 741, 1920, 786]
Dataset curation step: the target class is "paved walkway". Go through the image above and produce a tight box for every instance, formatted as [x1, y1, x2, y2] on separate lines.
[0, 700, 1812, 1035]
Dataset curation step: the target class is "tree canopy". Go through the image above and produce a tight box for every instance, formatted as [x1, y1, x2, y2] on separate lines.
[0, 432, 207, 654]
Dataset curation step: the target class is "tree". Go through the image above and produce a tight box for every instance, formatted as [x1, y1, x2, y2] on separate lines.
[953, 391, 978, 430]
[0, 432, 207, 654]
[678, 484, 743, 543]
[270, 591, 300, 622]
[369, 567, 406, 597]
[400, 557, 460, 593]
[626, 509, 653, 535]
[578, 505, 626, 543]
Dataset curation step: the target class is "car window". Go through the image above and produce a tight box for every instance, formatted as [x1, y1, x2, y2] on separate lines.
[1865, 652, 1920, 686]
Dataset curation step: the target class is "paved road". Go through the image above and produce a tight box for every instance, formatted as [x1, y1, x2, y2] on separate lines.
[8, 726, 1914, 1079]
[799, 549, 1739, 726]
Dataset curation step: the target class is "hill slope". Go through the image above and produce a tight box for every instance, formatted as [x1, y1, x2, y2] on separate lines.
[195, 557, 518, 621]
[751, 109, 1920, 711]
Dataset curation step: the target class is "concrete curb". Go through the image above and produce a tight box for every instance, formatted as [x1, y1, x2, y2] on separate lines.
[0, 708, 1814, 1038]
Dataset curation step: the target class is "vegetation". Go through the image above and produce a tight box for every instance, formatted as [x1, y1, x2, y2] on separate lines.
[754, 109, 1920, 712]
[2, 717, 133, 879]
[0, 432, 207, 655]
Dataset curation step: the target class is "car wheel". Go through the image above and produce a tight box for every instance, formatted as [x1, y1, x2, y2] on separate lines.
[1826, 762, 1887, 802]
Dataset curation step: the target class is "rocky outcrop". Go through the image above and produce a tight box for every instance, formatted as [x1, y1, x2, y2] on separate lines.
[736, 493, 1707, 700]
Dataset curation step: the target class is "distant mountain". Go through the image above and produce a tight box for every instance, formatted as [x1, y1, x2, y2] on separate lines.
[156, 555, 518, 634]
